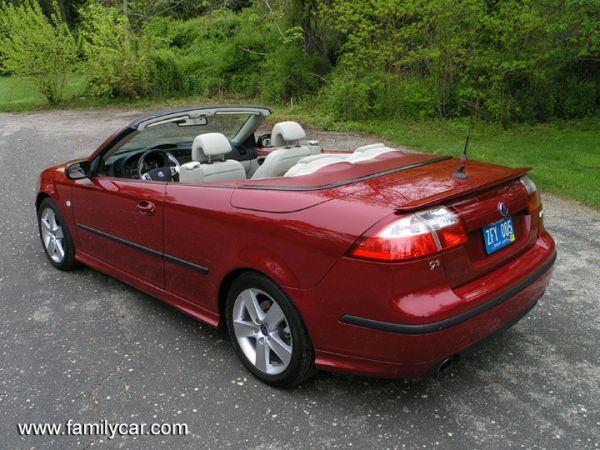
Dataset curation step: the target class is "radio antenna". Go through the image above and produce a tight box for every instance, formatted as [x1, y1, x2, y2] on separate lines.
[462, 113, 475, 161]
[453, 103, 478, 180]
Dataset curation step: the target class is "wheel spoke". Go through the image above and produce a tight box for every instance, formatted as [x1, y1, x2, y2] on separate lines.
[54, 227, 64, 239]
[43, 233, 52, 248]
[241, 289, 265, 324]
[267, 334, 292, 366]
[233, 320, 258, 338]
[41, 217, 52, 232]
[255, 340, 269, 372]
[49, 211, 58, 232]
[264, 302, 285, 331]
[55, 239, 65, 259]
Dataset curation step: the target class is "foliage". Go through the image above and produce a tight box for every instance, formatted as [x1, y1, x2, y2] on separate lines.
[142, 7, 327, 101]
[2, 0, 600, 124]
[0, 0, 78, 104]
[142, 11, 269, 98]
[320, 0, 600, 125]
[78, 2, 154, 98]
[260, 43, 328, 101]
[324, 70, 437, 121]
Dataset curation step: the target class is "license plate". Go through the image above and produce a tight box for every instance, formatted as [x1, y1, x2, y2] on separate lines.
[482, 216, 515, 254]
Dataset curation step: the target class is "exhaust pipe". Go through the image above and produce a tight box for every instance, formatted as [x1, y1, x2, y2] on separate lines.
[437, 356, 457, 374]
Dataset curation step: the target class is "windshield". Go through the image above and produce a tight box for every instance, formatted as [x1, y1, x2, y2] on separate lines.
[116, 113, 253, 155]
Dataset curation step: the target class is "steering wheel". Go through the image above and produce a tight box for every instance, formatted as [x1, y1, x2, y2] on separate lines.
[137, 149, 180, 181]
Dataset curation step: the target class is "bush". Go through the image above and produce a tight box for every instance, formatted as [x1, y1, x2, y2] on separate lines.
[142, 9, 327, 102]
[556, 76, 597, 119]
[320, 0, 600, 124]
[384, 77, 437, 120]
[148, 49, 185, 97]
[324, 72, 379, 120]
[79, 2, 152, 98]
[323, 70, 437, 121]
[0, 0, 78, 104]
[143, 12, 267, 98]
[261, 43, 328, 102]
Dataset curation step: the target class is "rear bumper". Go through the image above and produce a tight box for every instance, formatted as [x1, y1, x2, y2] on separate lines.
[340, 251, 556, 335]
[295, 232, 556, 379]
[317, 297, 542, 379]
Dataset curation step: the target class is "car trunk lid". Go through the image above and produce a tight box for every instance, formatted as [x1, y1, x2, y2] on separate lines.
[346, 158, 534, 286]
[439, 180, 536, 287]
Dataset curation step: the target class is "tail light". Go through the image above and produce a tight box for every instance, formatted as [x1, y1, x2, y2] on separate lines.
[520, 175, 541, 212]
[520, 175, 545, 232]
[349, 207, 467, 261]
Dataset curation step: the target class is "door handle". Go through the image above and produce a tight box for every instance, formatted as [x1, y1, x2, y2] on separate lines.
[137, 200, 156, 216]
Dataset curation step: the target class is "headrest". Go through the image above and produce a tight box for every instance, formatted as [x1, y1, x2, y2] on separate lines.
[271, 121, 306, 147]
[192, 133, 232, 162]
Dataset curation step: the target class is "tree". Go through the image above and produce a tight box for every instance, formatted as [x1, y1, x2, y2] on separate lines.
[0, 0, 78, 104]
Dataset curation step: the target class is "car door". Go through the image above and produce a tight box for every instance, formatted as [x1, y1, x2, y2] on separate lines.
[71, 176, 166, 288]
[162, 183, 235, 312]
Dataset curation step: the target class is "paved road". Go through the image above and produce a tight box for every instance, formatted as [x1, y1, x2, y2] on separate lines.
[0, 109, 599, 449]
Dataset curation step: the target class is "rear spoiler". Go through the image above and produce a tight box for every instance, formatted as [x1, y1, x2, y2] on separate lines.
[394, 166, 530, 212]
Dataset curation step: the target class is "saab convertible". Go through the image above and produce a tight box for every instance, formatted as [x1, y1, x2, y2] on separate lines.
[36, 105, 556, 387]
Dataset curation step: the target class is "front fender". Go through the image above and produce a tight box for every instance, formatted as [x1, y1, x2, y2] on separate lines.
[36, 165, 77, 245]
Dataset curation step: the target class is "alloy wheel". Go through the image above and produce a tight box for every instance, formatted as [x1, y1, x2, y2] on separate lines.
[232, 288, 293, 375]
[40, 207, 66, 263]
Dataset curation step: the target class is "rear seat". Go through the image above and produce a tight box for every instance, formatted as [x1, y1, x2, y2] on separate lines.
[284, 155, 349, 177]
[347, 144, 402, 162]
[353, 143, 386, 153]
[284, 143, 404, 177]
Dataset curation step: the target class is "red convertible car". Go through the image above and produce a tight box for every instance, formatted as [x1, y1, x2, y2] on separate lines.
[36, 105, 556, 387]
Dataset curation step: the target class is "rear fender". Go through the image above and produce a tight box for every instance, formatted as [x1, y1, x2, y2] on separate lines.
[233, 246, 300, 289]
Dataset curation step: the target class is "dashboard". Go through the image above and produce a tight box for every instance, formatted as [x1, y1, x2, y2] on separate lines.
[101, 139, 259, 180]
[104, 147, 192, 179]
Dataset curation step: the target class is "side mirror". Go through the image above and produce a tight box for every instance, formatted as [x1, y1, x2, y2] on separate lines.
[66, 160, 91, 180]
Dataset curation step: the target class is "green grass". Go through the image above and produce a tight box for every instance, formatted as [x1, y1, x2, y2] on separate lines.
[0, 74, 87, 112]
[0, 74, 178, 112]
[1, 75, 598, 208]
[0, 74, 257, 112]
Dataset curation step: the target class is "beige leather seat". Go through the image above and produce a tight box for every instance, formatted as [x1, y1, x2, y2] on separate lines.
[251, 146, 312, 180]
[354, 143, 386, 153]
[270, 121, 321, 155]
[284, 143, 404, 177]
[251, 121, 318, 179]
[284, 155, 348, 177]
[348, 144, 403, 162]
[179, 133, 246, 183]
[271, 121, 306, 146]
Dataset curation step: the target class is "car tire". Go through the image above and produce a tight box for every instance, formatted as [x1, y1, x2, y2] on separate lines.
[37, 197, 80, 271]
[225, 272, 316, 388]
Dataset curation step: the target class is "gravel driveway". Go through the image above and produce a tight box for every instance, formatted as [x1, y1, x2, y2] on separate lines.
[0, 108, 598, 449]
